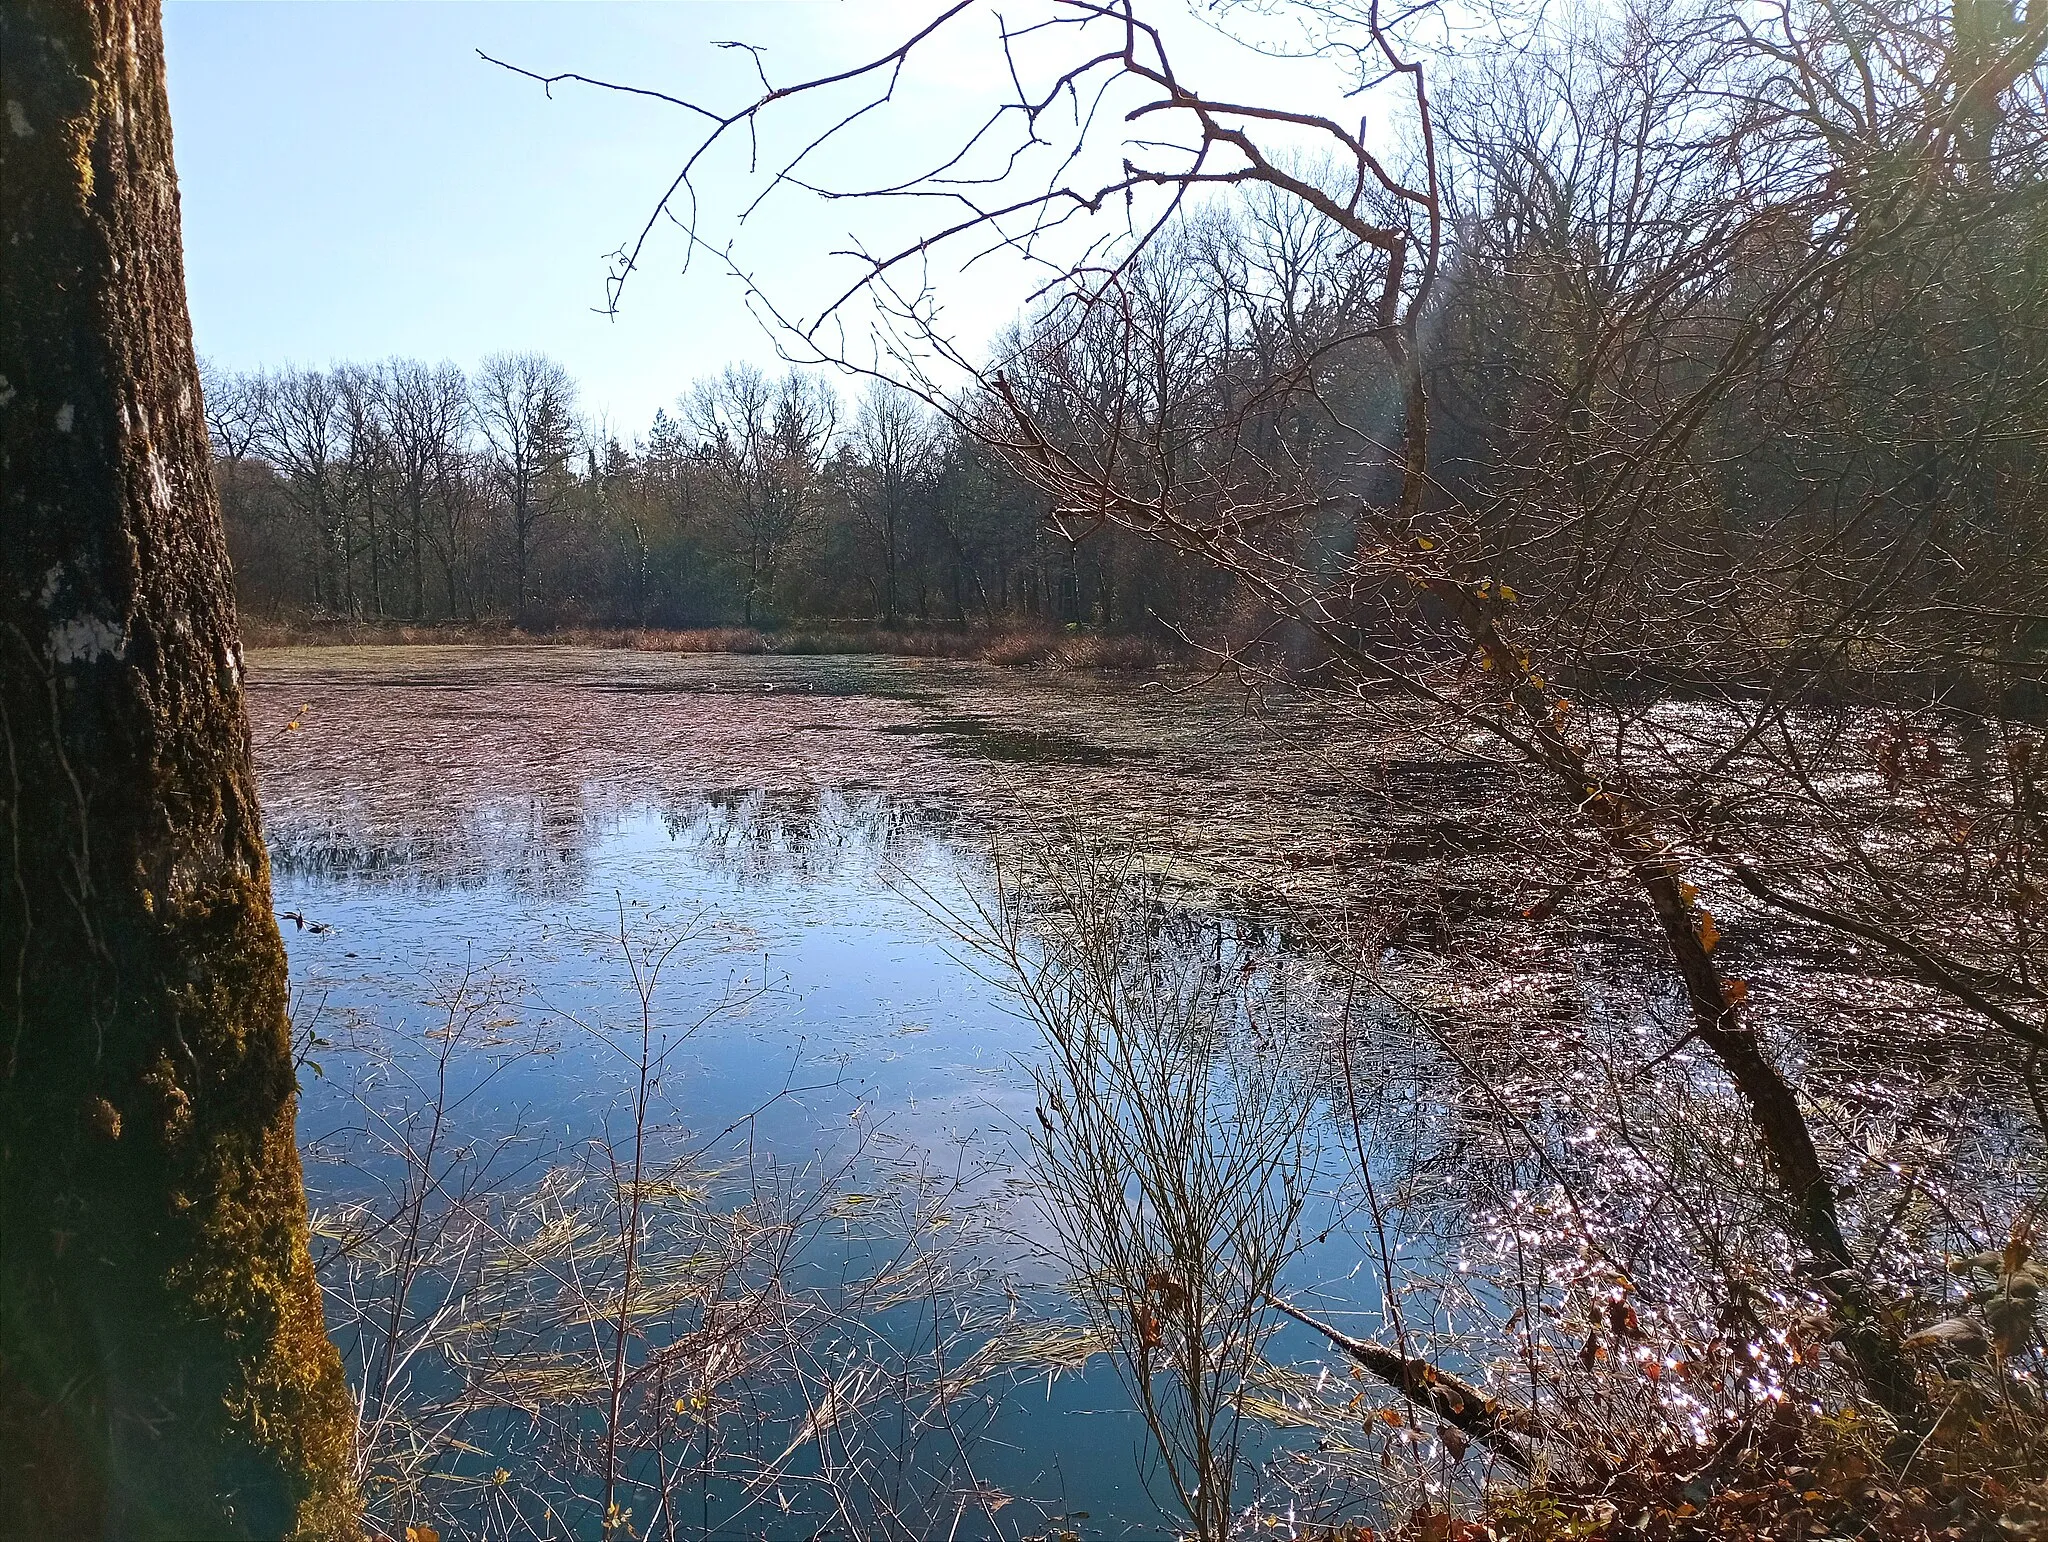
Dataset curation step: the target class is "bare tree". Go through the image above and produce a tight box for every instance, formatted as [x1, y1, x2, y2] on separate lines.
[199, 357, 268, 469]
[332, 363, 391, 618]
[848, 382, 938, 627]
[475, 352, 577, 626]
[378, 360, 475, 621]
[262, 366, 355, 612]
[486, 0, 2048, 1438]
[686, 366, 840, 625]
[945, 843, 1318, 1540]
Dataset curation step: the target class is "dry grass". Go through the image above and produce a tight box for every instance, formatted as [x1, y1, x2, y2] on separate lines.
[984, 631, 1177, 669]
[240, 615, 1186, 671]
[306, 935, 1050, 1542]
[978, 632, 1059, 667]
[1048, 633, 1174, 671]
[596, 626, 772, 654]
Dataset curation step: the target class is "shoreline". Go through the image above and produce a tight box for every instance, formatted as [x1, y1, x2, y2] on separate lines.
[238, 618, 1184, 672]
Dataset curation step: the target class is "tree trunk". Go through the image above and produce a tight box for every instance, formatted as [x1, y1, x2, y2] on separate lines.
[410, 499, 425, 621]
[0, 3, 360, 1537]
[513, 486, 530, 628]
[884, 506, 900, 628]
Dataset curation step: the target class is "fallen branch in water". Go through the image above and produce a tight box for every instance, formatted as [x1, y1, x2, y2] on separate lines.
[1265, 1295, 1540, 1474]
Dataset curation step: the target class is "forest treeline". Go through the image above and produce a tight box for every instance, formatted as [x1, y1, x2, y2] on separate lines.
[203, 354, 1227, 634]
[208, 70, 2048, 669]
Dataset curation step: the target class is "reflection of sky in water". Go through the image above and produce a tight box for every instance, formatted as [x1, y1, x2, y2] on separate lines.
[253, 647, 2048, 1539]
[283, 795, 1035, 1178]
[249, 650, 1537, 1537]
[274, 791, 1372, 1536]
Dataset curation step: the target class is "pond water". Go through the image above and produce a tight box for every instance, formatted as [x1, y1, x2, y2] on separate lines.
[249, 646, 2034, 1542]
[253, 646, 1435, 1541]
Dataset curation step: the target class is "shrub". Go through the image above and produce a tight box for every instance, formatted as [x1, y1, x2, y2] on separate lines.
[982, 632, 1058, 667]
[1051, 634, 1172, 672]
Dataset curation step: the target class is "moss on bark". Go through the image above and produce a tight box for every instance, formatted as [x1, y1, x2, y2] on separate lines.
[0, 2, 360, 1535]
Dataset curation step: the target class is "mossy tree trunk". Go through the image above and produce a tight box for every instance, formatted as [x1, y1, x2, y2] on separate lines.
[0, 2, 360, 1536]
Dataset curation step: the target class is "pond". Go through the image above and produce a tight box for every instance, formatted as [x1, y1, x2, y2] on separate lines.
[250, 646, 2031, 1542]
[256, 646, 1452, 1541]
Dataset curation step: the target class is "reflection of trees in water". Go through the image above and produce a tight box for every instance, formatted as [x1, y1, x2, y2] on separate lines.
[943, 843, 2048, 1531]
[271, 756, 2047, 1528]
[957, 845, 1323, 1541]
[268, 785, 604, 896]
[658, 786, 966, 887]
[267, 783, 983, 900]
[951, 849, 1558, 1528]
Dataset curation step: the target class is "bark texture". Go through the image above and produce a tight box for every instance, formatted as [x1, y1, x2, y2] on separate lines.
[0, 2, 359, 1536]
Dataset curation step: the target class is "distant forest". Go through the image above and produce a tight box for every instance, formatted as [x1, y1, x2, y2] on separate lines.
[206, 19, 2048, 663]
[204, 354, 1228, 635]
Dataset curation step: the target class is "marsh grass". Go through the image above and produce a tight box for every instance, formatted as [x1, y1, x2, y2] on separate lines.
[299, 923, 1081, 1541]
[242, 615, 1185, 671]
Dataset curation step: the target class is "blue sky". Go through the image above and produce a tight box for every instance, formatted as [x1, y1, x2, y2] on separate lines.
[164, 3, 1369, 433]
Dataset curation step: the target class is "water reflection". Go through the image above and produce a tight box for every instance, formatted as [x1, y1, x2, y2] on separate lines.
[273, 793, 602, 893]
[276, 773, 1194, 1538]
[251, 648, 2043, 1542]
[954, 845, 1328, 1540]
